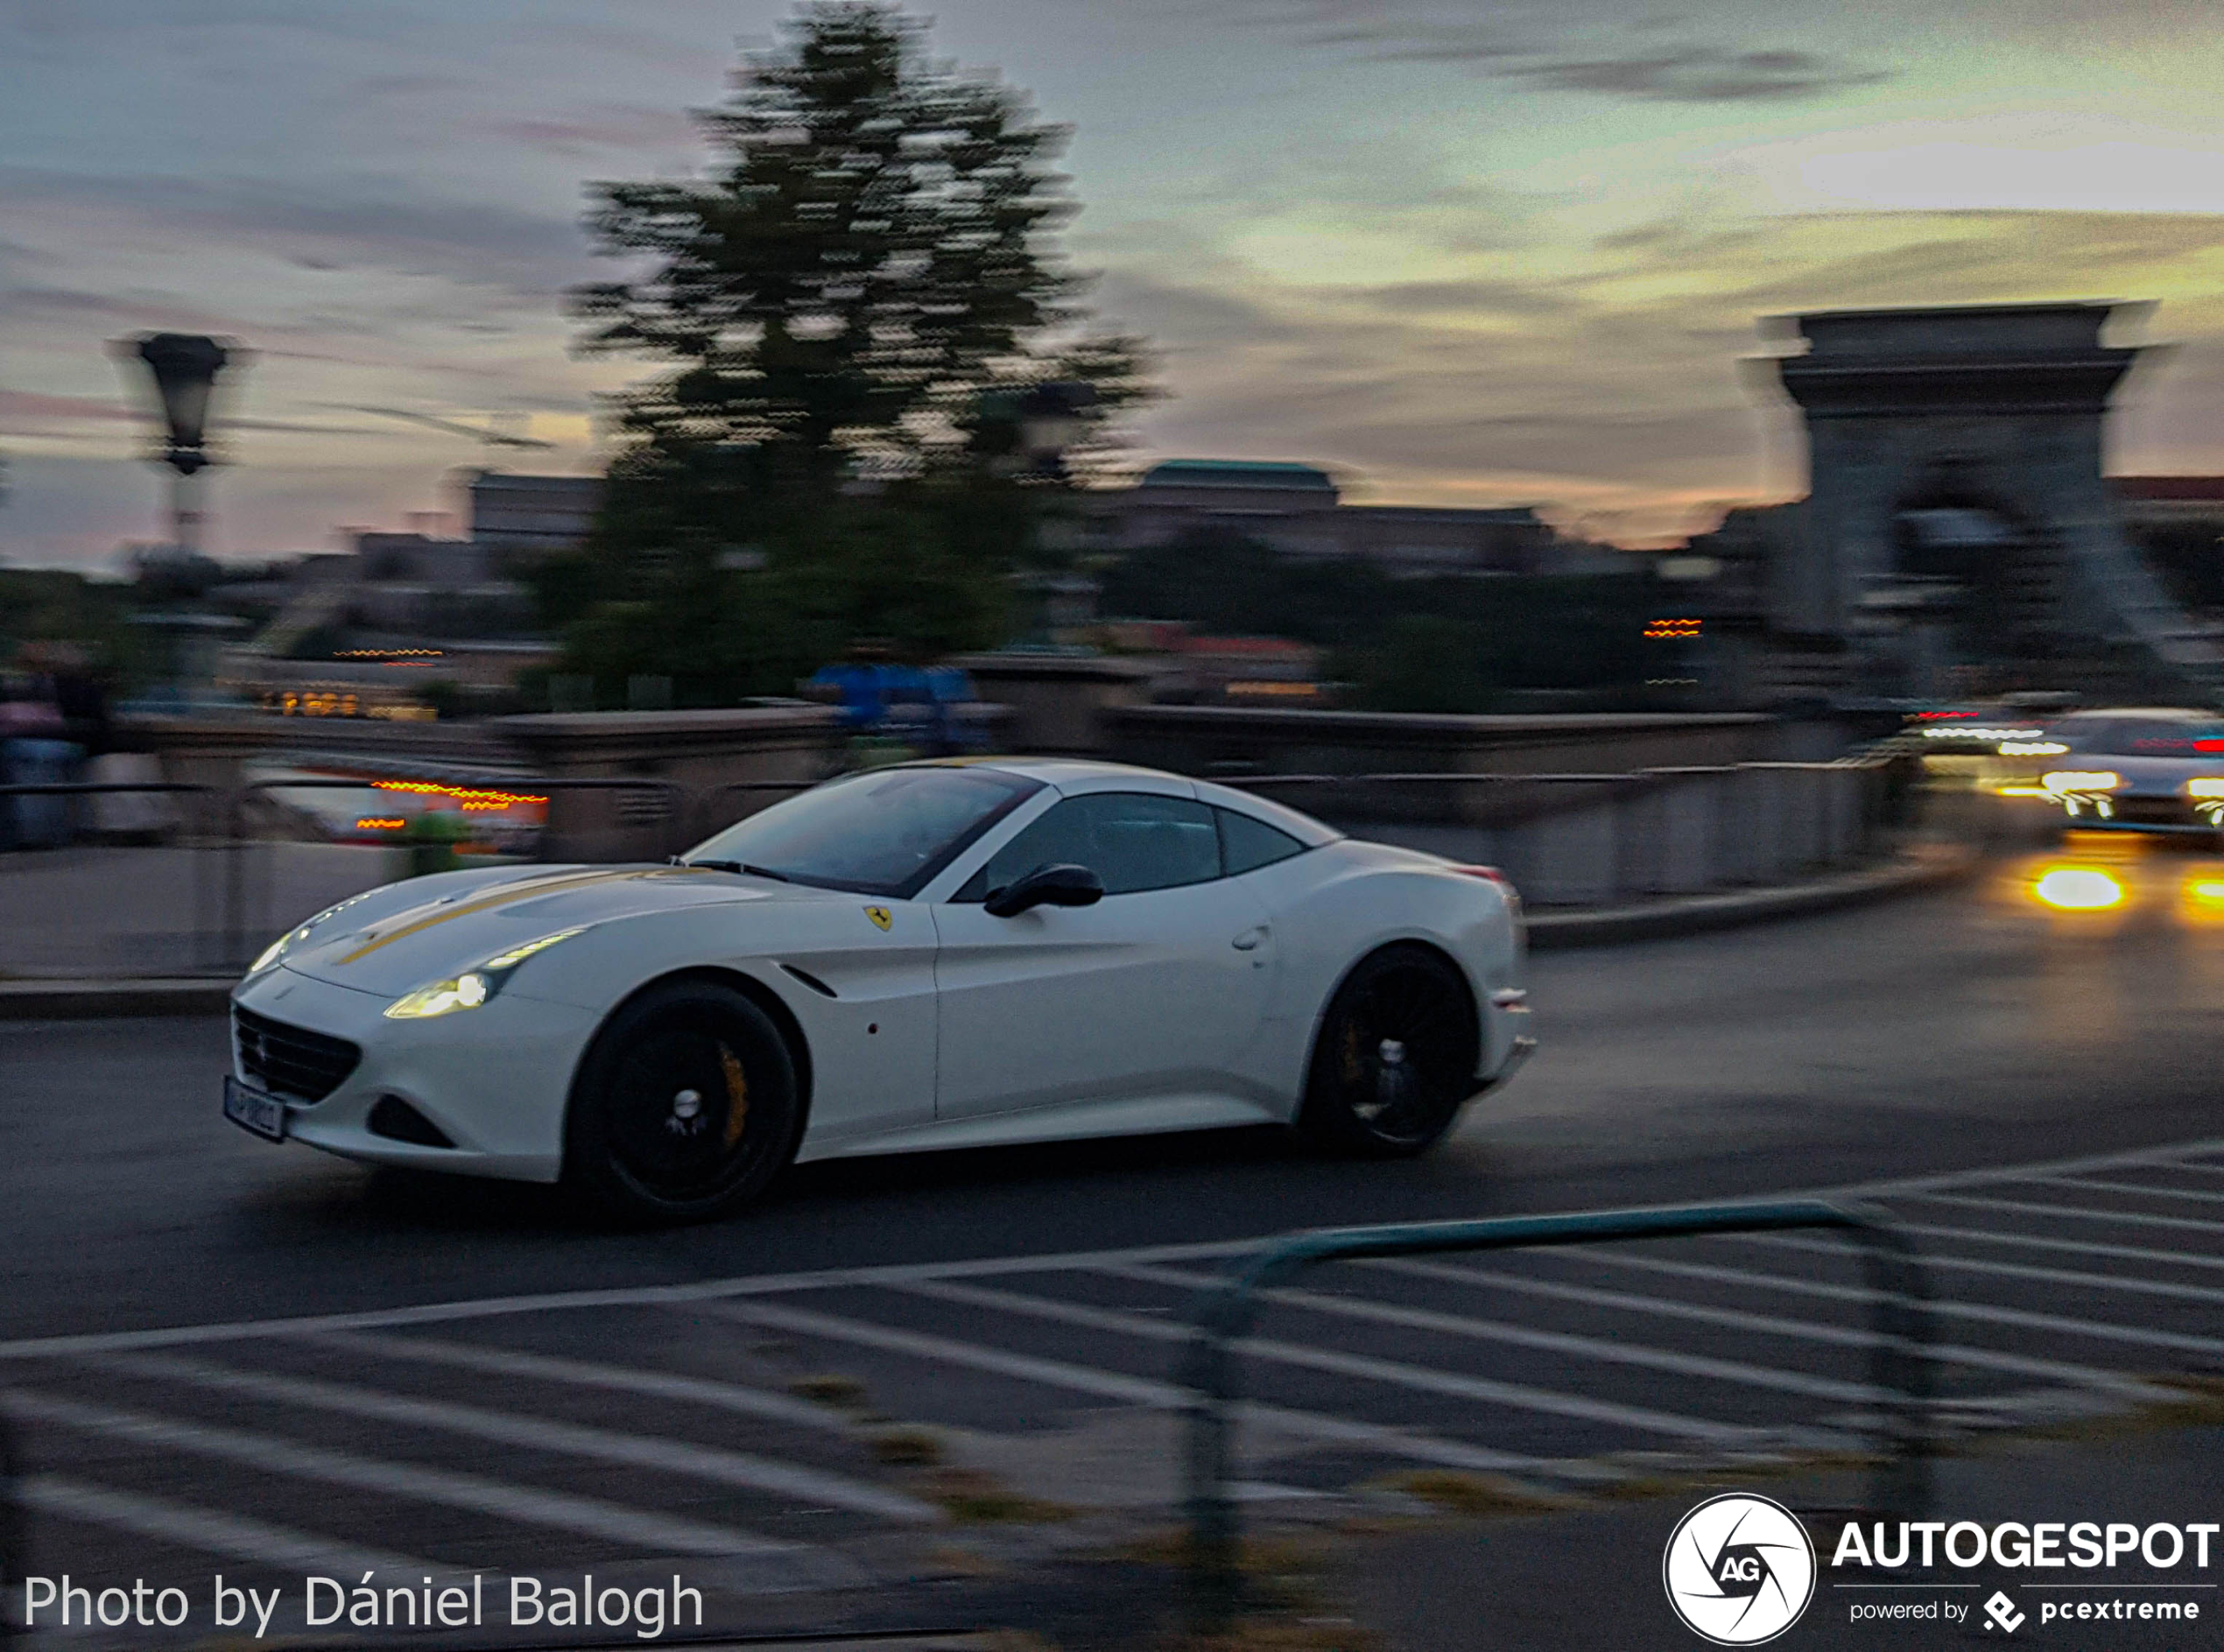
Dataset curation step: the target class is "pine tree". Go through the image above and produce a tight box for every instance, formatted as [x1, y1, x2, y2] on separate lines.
[555, 4, 1151, 702]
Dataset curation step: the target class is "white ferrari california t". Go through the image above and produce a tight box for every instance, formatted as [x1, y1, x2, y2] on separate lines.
[226, 758, 1533, 1222]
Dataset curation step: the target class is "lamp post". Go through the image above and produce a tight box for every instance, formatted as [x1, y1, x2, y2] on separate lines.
[116, 333, 243, 554]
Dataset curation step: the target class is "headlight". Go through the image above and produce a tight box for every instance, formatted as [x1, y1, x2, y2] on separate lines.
[384, 928, 583, 1020]
[2186, 778, 2224, 798]
[2042, 770, 2122, 793]
[1998, 741, 2068, 756]
[247, 889, 382, 976]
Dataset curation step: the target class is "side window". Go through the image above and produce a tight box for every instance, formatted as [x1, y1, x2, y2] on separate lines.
[959, 792, 1223, 899]
[1216, 806, 1306, 875]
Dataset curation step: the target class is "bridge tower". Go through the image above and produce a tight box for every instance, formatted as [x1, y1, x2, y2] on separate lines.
[1766, 302, 2220, 701]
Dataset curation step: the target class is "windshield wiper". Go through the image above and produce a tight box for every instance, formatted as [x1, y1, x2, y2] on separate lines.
[683, 860, 792, 883]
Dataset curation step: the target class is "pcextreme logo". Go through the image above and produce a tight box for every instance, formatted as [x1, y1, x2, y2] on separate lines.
[1664, 1493, 1818, 1645]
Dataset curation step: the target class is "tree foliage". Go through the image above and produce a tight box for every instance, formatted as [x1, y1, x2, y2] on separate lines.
[554, 4, 1153, 703]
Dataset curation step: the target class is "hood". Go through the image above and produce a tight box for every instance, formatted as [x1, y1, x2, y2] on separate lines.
[2084, 756, 2224, 794]
[280, 862, 835, 997]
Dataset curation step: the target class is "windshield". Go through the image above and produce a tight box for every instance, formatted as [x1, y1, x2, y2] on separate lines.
[2055, 718, 2224, 758]
[682, 766, 1042, 897]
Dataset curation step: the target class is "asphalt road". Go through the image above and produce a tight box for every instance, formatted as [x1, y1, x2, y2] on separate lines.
[4, 833, 2221, 1344]
[11, 832, 2224, 1645]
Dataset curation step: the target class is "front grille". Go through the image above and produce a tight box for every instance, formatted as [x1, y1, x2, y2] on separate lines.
[234, 1006, 361, 1102]
[2115, 797, 2196, 826]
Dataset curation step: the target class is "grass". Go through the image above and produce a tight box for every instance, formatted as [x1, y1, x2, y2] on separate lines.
[786, 1372, 870, 1409]
[871, 1426, 947, 1466]
[925, 1467, 1078, 1523]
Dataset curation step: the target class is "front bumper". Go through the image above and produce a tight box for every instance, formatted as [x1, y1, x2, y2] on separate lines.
[229, 966, 594, 1183]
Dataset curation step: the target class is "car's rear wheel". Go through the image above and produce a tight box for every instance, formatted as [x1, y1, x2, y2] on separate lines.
[565, 980, 801, 1225]
[1297, 945, 1480, 1157]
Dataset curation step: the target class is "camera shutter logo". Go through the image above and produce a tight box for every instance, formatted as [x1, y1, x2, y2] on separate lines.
[1663, 1493, 1816, 1645]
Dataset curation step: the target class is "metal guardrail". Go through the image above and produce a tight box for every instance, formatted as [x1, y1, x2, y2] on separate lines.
[224, 776, 692, 971]
[1177, 1198, 1936, 1634]
[0, 760, 1925, 973]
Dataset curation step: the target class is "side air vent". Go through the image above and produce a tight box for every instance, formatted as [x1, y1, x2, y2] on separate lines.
[366, 1094, 456, 1149]
[779, 964, 838, 999]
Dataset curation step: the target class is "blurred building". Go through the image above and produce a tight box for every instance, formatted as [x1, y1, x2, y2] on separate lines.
[1098, 460, 1557, 575]
[464, 470, 602, 568]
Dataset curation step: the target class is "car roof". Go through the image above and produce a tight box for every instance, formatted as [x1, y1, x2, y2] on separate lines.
[900, 757, 1343, 847]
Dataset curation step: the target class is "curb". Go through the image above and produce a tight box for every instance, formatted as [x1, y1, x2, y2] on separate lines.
[0, 847, 1980, 1017]
[1524, 842, 1980, 949]
[0, 977, 236, 1021]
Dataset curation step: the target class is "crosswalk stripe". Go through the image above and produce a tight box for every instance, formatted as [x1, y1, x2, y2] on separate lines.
[1544, 1251, 2174, 1397]
[95, 1350, 939, 1523]
[1889, 1218, 2224, 1274]
[889, 1276, 1757, 1445]
[1747, 1231, 2224, 1309]
[21, 1474, 438, 1575]
[696, 1299, 1570, 1478]
[0, 1238, 1259, 1364]
[0, 1387, 858, 1575]
[1372, 1256, 2172, 1397]
[1101, 1261, 1882, 1405]
[2030, 1175, 2224, 1205]
[302, 1331, 855, 1436]
[1911, 1192, 2224, 1236]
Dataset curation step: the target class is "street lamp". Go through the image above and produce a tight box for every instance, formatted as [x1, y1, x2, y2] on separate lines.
[115, 332, 245, 554]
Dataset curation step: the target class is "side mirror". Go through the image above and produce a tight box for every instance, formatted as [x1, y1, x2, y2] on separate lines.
[984, 862, 1104, 918]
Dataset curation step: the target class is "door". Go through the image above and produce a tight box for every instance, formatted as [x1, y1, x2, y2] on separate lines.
[931, 791, 1277, 1120]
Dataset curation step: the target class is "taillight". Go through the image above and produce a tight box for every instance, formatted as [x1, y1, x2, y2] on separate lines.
[1450, 864, 1510, 884]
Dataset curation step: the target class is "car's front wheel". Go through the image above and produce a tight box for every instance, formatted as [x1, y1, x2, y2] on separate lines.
[565, 980, 802, 1225]
[1297, 944, 1481, 1157]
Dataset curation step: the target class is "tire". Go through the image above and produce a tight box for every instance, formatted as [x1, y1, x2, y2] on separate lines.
[1296, 944, 1481, 1158]
[564, 980, 802, 1225]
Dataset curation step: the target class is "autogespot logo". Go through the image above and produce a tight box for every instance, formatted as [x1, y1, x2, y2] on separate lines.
[1664, 1493, 1818, 1645]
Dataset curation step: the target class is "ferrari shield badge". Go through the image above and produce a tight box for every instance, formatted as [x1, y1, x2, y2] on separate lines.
[863, 905, 893, 931]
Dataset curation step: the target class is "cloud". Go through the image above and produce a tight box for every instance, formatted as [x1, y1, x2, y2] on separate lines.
[1510, 46, 1890, 101]
[485, 103, 701, 161]
[1246, 1, 1890, 102]
[0, 168, 588, 298]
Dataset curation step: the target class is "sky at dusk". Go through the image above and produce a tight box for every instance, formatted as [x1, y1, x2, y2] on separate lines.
[4, 0, 2224, 569]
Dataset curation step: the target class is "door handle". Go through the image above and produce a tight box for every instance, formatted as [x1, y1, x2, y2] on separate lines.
[1231, 926, 1267, 952]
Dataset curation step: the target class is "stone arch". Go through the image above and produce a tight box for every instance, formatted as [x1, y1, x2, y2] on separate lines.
[1770, 303, 2220, 699]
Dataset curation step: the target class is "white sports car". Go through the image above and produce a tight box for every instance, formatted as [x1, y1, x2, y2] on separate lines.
[226, 759, 1533, 1223]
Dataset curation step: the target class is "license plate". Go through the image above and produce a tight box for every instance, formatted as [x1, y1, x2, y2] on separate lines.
[223, 1076, 288, 1142]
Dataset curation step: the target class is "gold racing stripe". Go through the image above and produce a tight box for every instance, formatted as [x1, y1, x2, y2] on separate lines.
[332, 866, 715, 965]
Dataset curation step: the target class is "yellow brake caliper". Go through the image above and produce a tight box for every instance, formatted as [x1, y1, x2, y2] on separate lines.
[718, 1043, 750, 1149]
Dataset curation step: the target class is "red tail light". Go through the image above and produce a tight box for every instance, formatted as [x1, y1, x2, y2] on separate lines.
[1451, 864, 1510, 884]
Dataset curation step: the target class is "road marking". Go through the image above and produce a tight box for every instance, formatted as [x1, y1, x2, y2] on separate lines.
[96, 1350, 939, 1523]
[1534, 1251, 2169, 1400]
[0, 1387, 856, 1571]
[21, 1474, 438, 1575]
[0, 1237, 1257, 1363]
[2030, 1175, 2224, 1206]
[1103, 1260, 1882, 1405]
[1911, 1192, 2224, 1236]
[697, 1300, 1568, 1477]
[890, 1276, 1756, 1445]
[304, 1330, 858, 1434]
[1887, 1219, 2224, 1275]
[1747, 1232, 2224, 1309]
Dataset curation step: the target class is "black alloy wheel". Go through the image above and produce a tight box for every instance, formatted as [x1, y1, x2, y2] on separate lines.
[566, 980, 801, 1225]
[1298, 944, 1481, 1157]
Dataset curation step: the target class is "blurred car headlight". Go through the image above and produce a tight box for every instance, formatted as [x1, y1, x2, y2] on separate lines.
[247, 889, 383, 976]
[2186, 778, 2224, 798]
[2042, 770, 2122, 793]
[1998, 741, 2068, 756]
[384, 928, 584, 1020]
